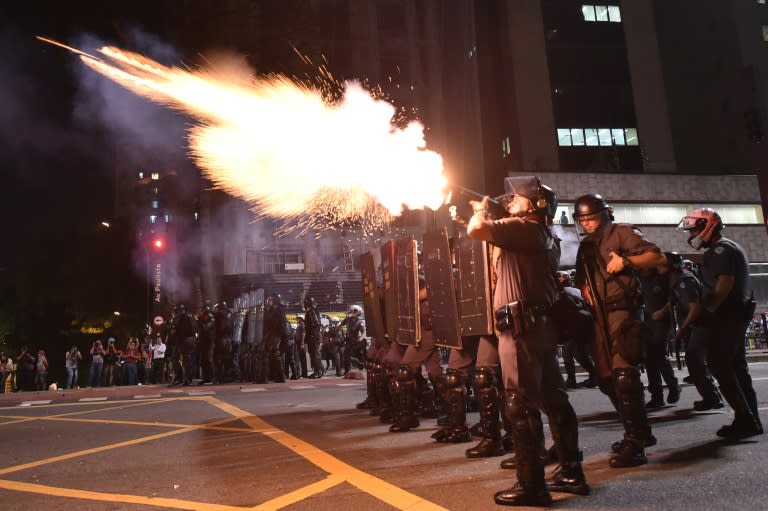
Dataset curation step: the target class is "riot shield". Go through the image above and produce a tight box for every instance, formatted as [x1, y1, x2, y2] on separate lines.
[244, 288, 264, 348]
[231, 298, 246, 345]
[394, 236, 420, 346]
[422, 228, 462, 348]
[454, 229, 494, 336]
[380, 240, 398, 342]
[360, 251, 386, 345]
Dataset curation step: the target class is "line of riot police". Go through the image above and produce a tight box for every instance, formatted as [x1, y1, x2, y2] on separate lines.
[154, 289, 368, 385]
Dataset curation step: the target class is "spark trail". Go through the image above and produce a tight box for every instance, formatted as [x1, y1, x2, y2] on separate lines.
[39, 37, 447, 234]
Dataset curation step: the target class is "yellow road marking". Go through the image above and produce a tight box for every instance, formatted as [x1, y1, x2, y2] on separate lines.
[249, 474, 346, 510]
[206, 397, 448, 511]
[0, 396, 449, 511]
[0, 479, 252, 511]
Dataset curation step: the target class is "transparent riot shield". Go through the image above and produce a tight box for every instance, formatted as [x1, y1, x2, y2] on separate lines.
[380, 240, 398, 343]
[454, 229, 494, 336]
[360, 251, 386, 345]
[422, 228, 462, 348]
[394, 236, 420, 346]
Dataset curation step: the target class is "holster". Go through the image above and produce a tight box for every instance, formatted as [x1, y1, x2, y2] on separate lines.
[494, 301, 541, 337]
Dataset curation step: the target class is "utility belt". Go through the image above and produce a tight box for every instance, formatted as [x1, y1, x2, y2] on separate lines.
[494, 300, 548, 337]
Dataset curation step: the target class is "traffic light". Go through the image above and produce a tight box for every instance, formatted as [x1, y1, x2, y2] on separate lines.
[151, 237, 165, 251]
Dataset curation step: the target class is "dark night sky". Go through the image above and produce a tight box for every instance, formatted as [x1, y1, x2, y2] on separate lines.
[0, 2, 204, 334]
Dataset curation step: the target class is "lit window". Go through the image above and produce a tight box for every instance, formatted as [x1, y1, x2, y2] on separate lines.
[582, 5, 596, 22]
[149, 215, 157, 224]
[611, 128, 626, 145]
[152, 200, 159, 209]
[151, 172, 160, 180]
[625, 128, 639, 146]
[502, 136, 511, 157]
[608, 6, 621, 22]
[194, 212, 199, 221]
[558, 129, 572, 146]
[762, 25, 768, 41]
[165, 214, 171, 222]
[585, 128, 599, 146]
[570, 128, 585, 145]
[596, 5, 609, 21]
[138, 172, 144, 179]
[598, 128, 612, 146]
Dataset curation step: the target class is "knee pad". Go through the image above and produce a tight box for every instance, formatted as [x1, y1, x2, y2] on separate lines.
[445, 368, 465, 388]
[473, 366, 498, 390]
[504, 391, 526, 421]
[613, 367, 641, 394]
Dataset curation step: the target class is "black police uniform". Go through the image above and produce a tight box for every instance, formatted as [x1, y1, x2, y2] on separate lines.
[574, 221, 658, 467]
[638, 268, 680, 408]
[699, 237, 762, 436]
[669, 269, 722, 409]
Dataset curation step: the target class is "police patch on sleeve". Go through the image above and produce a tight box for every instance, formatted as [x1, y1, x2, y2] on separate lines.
[679, 282, 686, 289]
[714, 246, 725, 254]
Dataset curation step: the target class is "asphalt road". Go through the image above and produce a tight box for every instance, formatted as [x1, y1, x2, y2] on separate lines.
[1, 362, 767, 511]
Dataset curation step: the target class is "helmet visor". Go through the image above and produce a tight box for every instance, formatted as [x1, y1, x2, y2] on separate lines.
[572, 211, 604, 222]
[677, 216, 702, 231]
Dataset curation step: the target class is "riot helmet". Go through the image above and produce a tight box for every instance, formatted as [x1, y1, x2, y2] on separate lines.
[572, 194, 613, 235]
[664, 251, 684, 272]
[303, 296, 316, 309]
[677, 208, 723, 250]
[502, 176, 558, 219]
[348, 304, 363, 317]
[555, 270, 572, 288]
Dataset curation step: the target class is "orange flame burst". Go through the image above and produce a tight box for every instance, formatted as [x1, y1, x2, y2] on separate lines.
[66, 41, 447, 228]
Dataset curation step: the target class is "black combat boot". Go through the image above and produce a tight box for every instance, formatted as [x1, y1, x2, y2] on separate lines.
[379, 369, 398, 423]
[666, 382, 681, 404]
[431, 372, 451, 441]
[610, 368, 652, 468]
[546, 401, 590, 496]
[494, 396, 551, 507]
[645, 392, 665, 410]
[356, 360, 378, 410]
[438, 369, 470, 443]
[715, 380, 762, 439]
[466, 367, 505, 457]
[693, 381, 724, 411]
[416, 373, 439, 419]
[371, 365, 393, 419]
[389, 365, 420, 432]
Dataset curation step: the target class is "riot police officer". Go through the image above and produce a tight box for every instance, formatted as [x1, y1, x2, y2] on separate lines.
[342, 305, 366, 374]
[678, 208, 762, 438]
[213, 302, 233, 383]
[655, 251, 723, 410]
[638, 264, 680, 409]
[198, 304, 215, 384]
[470, 176, 588, 506]
[304, 296, 324, 379]
[174, 304, 199, 386]
[261, 295, 287, 383]
[573, 194, 666, 468]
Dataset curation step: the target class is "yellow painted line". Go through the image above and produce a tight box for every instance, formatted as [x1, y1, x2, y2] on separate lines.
[0, 424, 196, 476]
[249, 473, 346, 510]
[206, 397, 449, 511]
[0, 479, 250, 511]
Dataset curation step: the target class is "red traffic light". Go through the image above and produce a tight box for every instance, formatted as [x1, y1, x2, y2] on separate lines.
[152, 237, 165, 250]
